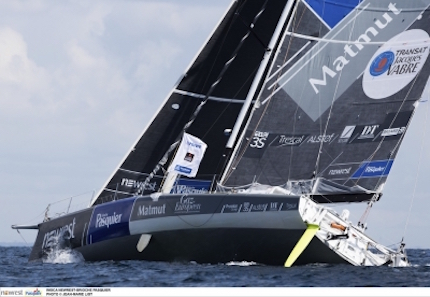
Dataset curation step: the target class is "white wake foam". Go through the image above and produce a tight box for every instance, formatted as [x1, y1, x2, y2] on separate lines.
[43, 248, 85, 264]
[225, 261, 257, 266]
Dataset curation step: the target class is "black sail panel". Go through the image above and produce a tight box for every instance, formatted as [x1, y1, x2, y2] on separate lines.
[223, 0, 430, 198]
[91, 0, 290, 205]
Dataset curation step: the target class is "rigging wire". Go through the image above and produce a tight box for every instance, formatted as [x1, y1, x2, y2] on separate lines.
[402, 93, 430, 240]
[356, 77, 429, 226]
[285, 1, 307, 182]
[13, 190, 94, 226]
[350, 72, 422, 188]
[15, 229, 28, 245]
[312, 0, 362, 182]
[222, 0, 301, 183]
[254, 0, 307, 185]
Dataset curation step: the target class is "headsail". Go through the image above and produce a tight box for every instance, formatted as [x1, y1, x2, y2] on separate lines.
[222, 0, 430, 201]
[90, 0, 291, 205]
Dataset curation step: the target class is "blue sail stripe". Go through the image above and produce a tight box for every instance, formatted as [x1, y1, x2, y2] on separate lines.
[304, 0, 362, 28]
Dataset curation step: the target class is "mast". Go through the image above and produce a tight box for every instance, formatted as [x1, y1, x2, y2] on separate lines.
[220, 0, 297, 183]
[225, 0, 297, 150]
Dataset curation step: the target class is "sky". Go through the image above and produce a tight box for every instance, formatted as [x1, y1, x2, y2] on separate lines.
[1, 0, 430, 250]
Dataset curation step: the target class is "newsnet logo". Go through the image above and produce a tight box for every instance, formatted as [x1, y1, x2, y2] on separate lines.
[1, 290, 24, 296]
[328, 167, 352, 176]
[121, 178, 157, 192]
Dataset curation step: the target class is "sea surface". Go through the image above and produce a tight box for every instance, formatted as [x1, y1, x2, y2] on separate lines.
[1, 246, 430, 288]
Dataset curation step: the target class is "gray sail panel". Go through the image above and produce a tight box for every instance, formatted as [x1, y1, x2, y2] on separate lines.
[223, 0, 430, 196]
[92, 0, 291, 205]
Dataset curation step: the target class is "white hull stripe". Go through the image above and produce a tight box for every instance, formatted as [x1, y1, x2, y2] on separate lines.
[129, 211, 305, 234]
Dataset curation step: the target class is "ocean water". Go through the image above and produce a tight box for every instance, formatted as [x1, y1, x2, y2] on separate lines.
[1, 246, 430, 288]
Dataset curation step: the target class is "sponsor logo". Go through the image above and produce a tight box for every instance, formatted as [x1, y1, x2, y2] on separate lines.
[387, 47, 428, 76]
[88, 199, 133, 244]
[245, 130, 283, 158]
[339, 126, 356, 143]
[307, 133, 336, 144]
[363, 29, 430, 99]
[1, 290, 24, 296]
[221, 204, 240, 213]
[241, 202, 251, 212]
[171, 185, 209, 194]
[42, 218, 76, 249]
[328, 167, 352, 176]
[239, 202, 268, 212]
[277, 135, 306, 146]
[268, 202, 280, 211]
[137, 204, 166, 217]
[235, 202, 298, 212]
[351, 160, 393, 178]
[121, 178, 157, 192]
[369, 51, 395, 76]
[171, 179, 211, 194]
[174, 165, 192, 175]
[309, 3, 401, 94]
[25, 289, 42, 296]
[365, 166, 385, 173]
[184, 152, 194, 162]
[285, 203, 298, 210]
[186, 140, 203, 149]
[250, 204, 268, 212]
[381, 127, 405, 137]
[175, 196, 201, 213]
[358, 125, 379, 140]
[250, 131, 270, 149]
[347, 112, 411, 143]
[96, 212, 123, 229]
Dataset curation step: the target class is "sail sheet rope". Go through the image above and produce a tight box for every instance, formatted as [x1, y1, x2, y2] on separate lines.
[137, 0, 272, 195]
[402, 96, 430, 240]
[356, 74, 427, 227]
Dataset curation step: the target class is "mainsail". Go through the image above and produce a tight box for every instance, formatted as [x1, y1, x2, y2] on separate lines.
[90, 0, 291, 205]
[222, 0, 430, 200]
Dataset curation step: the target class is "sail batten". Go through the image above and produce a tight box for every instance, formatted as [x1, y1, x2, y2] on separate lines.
[173, 89, 248, 104]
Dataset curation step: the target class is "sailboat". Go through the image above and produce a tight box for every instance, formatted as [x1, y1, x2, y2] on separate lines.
[13, 0, 430, 267]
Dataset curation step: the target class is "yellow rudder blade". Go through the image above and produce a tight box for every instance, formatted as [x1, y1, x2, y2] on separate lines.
[284, 224, 319, 267]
